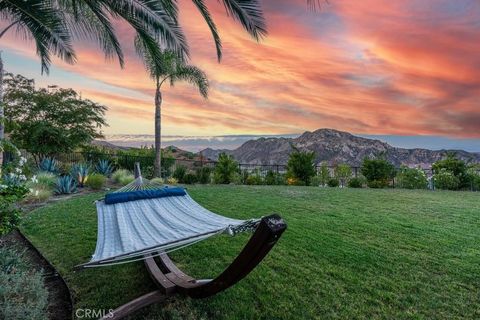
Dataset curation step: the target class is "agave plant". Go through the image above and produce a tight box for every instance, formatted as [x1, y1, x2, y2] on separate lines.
[39, 157, 59, 174]
[95, 159, 114, 177]
[55, 175, 77, 195]
[70, 163, 90, 187]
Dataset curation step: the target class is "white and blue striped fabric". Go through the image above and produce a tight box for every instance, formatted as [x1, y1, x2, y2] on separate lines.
[82, 193, 259, 267]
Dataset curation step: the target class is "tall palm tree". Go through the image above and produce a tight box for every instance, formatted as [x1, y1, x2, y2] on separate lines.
[139, 48, 208, 177]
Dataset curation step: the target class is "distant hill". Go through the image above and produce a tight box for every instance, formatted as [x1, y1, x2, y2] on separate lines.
[200, 128, 480, 167]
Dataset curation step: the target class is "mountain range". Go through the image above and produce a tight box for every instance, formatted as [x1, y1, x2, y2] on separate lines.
[199, 129, 480, 167]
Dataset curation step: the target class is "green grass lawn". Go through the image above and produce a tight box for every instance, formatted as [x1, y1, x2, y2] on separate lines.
[20, 186, 480, 319]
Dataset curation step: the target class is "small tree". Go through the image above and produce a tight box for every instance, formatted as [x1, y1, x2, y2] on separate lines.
[213, 153, 238, 184]
[4, 74, 106, 162]
[335, 164, 352, 187]
[361, 156, 395, 188]
[318, 162, 330, 187]
[287, 149, 316, 186]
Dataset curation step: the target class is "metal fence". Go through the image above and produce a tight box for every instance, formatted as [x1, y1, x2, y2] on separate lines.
[3, 151, 478, 190]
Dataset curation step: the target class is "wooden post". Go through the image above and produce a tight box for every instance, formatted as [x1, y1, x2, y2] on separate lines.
[134, 162, 142, 178]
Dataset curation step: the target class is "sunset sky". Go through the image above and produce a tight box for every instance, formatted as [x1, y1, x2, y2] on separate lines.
[2, 0, 480, 146]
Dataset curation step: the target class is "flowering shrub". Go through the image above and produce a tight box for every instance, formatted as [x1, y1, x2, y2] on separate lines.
[0, 143, 28, 234]
[434, 169, 460, 190]
[396, 166, 428, 189]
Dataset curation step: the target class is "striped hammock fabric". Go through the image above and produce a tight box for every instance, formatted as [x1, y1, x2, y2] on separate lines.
[80, 183, 259, 268]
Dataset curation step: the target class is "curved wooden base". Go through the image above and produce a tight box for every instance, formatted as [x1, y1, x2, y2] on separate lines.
[105, 214, 286, 319]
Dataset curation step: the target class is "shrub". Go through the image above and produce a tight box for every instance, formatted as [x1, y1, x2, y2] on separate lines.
[317, 162, 330, 186]
[55, 175, 77, 195]
[246, 173, 263, 185]
[432, 153, 468, 189]
[264, 170, 278, 186]
[24, 189, 53, 203]
[183, 172, 197, 184]
[70, 163, 90, 187]
[95, 159, 114, 177]
[166, 177, 178, 185]
[112, 169, 131, 184]
[118, 174, 135, 186]
[396, 166, 428, 189]
[287, 150, 316, 185]
[327, 178, 339, 187]
[466, 165, 480, 191]
[434, 168, 460, 190]
[335, 164, 352, 187]
[38, 157, 59, 174]
[0, 247, 49, 320]
[150, 177, 164, 185]
[86, 173, 106, 190]
[0, 184, 28, 235]
[195, 167, 212, 184]
[361, 157, 395, 188]
[173, 165, 187, 183]
[213, 153, 238, 184]
[34, 172, 57, 189]
[348, 177, 364, 188]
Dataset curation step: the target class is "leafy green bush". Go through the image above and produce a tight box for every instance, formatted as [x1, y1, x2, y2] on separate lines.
[183, 172, 197, 184]
[361, 157, 395, 188]
[0, 247, 49, 320]
[396, 166, 428, 189]
[173, 165, 187, 183]
[348, 177, 364, 188]
[287, 150, 316, 185]
[432, 153, 468, 189]
[335, 164, 352, 187]
[55, 175, 77, 195]
[0, 185, 28, 235]
[327, 178, 339, 187]
[264, 170, 285, 185]
[246, 172, 263, 185]
[213, 153, 238, 184]
[119, 174, 135, 186]
[466, 165, 480, 191]
[195, 167, 212, 184]
[85, 173, 106, 190]
[434, 169, 460, 190]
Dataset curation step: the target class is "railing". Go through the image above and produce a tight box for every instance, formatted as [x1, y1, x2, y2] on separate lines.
[3, 151, 478, 191]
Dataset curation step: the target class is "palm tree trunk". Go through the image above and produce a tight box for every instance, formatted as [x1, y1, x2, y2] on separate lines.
[0, 53, 4, 168]
[154, 79, 162, 177]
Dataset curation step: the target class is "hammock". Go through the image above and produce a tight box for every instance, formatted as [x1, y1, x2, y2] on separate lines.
[77, 164, 286, 320]
[79, 177, 259, 268]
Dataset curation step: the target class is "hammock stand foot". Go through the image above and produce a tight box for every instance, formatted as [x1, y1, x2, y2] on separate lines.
[104, 214, 286, 320]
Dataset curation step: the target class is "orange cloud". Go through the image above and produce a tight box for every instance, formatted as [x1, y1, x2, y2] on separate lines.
[1, 0, 479, 138]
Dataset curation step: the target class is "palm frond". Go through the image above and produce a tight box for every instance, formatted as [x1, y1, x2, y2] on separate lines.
[0, 0, 76, 73]
[172, 65, 209, 98]
[103, 0, 189, 59]
[191, 0, 222, 61]
[219, 0, 266, 40]
[62, 0, 125, 67]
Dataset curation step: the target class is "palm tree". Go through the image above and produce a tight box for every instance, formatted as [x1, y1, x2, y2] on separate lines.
[139, 49, 208, 177]
[0, 0, 188, 165]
